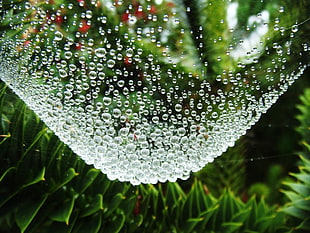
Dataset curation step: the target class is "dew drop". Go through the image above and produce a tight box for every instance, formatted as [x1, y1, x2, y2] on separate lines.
[103, 97, 112, 105]
[0, 0, 308, 186]
[113, 108, 122, 118]
[175, 104, 182, 112]
[126, 48, 134, 57]
[291, 24, 298, 33]
[59, 69, 68, 78]
[107, 59, 115, 68]
[95, 48, 107, 58]
[54, 31, 63, 41]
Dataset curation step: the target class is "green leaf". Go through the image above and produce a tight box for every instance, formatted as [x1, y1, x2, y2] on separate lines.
[46, 142, 66, 169]
[220, 222, 243, 233]
[0, 167, 46, 208]
[217, 190, 242, 223]
[19, 127, 48, 160]
[138, 186, 152, 218]
[0, 166, 16, 182]
[194, 204, 219, 232]
[74, 213, 102, 233]
[44, 221, 72, 233]
[256, 199, 269, 215]
[182, 179, 214, 220]
[118, 193, 137, 217]
[16, 194, 48, 233]
[243, 197, 257, 229]
[165, 182, 185, 207]
[49, 197, 75, 225]
[105, 193, 126, 217]
[139, 184, 159, 220]
[0, 129, 10, 145]
[165, 182, 185, 221]
[255, 215, 280, 232]
[185, 217, 204, 232]
[291, 198, 310, 211]
[75, 168, 100, 194]
[105, 211, 126, 233]
[297, 217, 310, 230]
[291, 173, 310, 185]
[282, 190, 302, 202]
[51, 168, 79, 193]
[231, 208, 251, 223]
[22, 167, 46, 188]
[281, 205, 308, 220]
[80, 194, 103, 218]
[149, 185, 159, 216]
[283, 182, 310, 198]
[300, 155, 310, 171]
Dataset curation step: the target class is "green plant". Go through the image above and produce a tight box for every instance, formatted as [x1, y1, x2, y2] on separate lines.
[1, 0, 309, 185]
[194, 138, 247, 197]
[0, 80, 288, 233]
[296, 88, 310, 144]
[0, 0, 310, 232]
[281, 154, 310, 232]
[280, 88, 310, 232]
[0, 82, 139, 233]
[137, 180, 286, 233]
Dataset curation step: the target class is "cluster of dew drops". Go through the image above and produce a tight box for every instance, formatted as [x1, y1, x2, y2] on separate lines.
[0, 0, 308, 185]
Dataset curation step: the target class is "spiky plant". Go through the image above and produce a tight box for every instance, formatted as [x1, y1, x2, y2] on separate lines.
[296, 88, 310, 144]
[281, 88, 310, 232]
[281, 154, 310, 232]
[0, 79, 287, 233]
[0, 0, 309, 232]
[0, 81, 139, 233]
[194, 139, 247, 197]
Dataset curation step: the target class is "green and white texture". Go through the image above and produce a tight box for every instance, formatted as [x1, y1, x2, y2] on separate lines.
[0, 0, 309, 184]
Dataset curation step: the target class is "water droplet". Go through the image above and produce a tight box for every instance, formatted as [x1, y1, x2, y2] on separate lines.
[291, 24, 298, 33]
[86, 10, 93, 19]
[54, 31, 63, 41]
[0, 0, 308, 185]
[59, 69, 67, 78]
[126, 48, 134, 57]
[163, 14, 169, 22]
[103, 97, 112, 105]
[175, 104, 182, 112]
[117, 80, 125, 87]
[107, 59, 115, 68]
[95, 48, 107, 58]
[113, 108, 122, 118]
[152, 116, 159, 124]
[211, 112, 218, 118]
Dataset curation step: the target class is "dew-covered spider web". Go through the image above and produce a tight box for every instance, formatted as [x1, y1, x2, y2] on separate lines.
[0, 0, 309, 185]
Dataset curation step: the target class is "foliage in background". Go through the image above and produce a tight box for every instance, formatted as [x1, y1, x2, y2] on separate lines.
[194, 138, 247, 198]
[0, 0, 309, 231]
[296, 88, 310, 144]
[281, 155, 310, 232]
[280, 87, 310, 232]
[0, 75, 310, 232]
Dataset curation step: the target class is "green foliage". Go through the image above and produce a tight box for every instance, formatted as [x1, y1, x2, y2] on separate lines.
[2, 78, 310, 232]
[0, 76, 310, 233]
[280, 88, 310, 232]
[296, 88, 310, 144]
[194, 139, 246, 197]
[281, 154, 310, 232]
[0, 80, 288, 233]
[0, 0, 309, 232]
[0, 82, 138, 232]
[136, 181, 285, 233]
